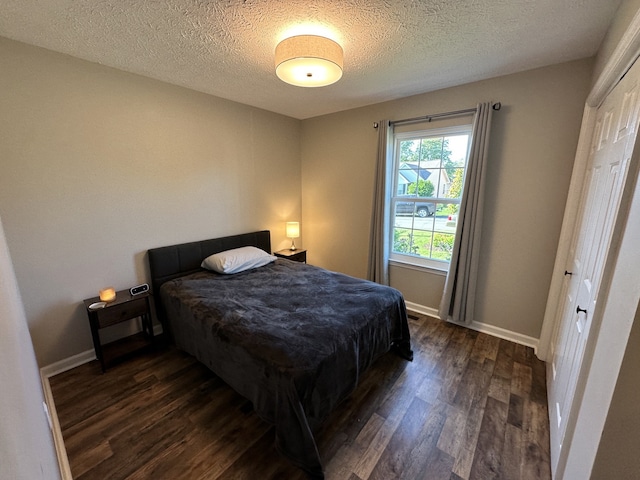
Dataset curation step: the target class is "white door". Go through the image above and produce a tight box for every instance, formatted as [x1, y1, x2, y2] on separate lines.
[548, 58, 640, 473]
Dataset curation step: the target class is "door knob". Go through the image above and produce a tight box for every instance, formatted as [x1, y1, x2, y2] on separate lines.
[565, 270, 573, 276]
[576, 306, 587, 315]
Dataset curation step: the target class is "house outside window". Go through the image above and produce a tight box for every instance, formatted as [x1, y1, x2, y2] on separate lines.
[390, 125, 471, 270]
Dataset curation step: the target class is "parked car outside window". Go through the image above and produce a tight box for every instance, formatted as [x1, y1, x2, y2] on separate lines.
[395, 197, 436, 217]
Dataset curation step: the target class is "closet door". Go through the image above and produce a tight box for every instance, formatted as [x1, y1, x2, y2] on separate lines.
[548, 58, 640, 473]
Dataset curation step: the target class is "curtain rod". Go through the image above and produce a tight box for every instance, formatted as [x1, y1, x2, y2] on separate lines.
[374, 102, 501, 128]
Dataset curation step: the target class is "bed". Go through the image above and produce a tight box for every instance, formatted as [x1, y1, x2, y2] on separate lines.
[147, 230, 412, 479]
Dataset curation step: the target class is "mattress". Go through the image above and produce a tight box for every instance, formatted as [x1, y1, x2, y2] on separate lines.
[159, 259, 412, 478]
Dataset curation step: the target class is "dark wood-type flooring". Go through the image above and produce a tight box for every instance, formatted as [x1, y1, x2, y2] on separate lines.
[49, 313, 551, 479]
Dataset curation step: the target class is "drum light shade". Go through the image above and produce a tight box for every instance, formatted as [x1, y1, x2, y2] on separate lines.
[275, 35, 343, 87]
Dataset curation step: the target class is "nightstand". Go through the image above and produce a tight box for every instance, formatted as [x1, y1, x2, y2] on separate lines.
[83, 289, 154, 372]
[274, 249, 307, 263]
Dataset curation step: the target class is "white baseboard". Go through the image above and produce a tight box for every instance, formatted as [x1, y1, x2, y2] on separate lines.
[405, 301, 440, 319]
[40, 349, 96, 379]
[458, 319, 539, 353]
[405, 301, 539, 353]
[40, 372, 72, 480]
[40, 351, 91, 480]
[40, 323, 164, 378]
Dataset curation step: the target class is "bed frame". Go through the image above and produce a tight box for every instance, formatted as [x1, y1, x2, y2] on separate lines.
[146, 229, 412, 479]
[147, 230, 271, 331]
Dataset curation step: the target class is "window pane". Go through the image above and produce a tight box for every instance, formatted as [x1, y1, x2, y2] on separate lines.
[445, 134, 469, 167]
[435, 203, 460, 228]
[435, 203, 459, 234]
[392, 227, 416, 254]
[397, 164, 415, 195]
[432, 232, 455, 262]
[411, 168, 435, 198]
[399, 139, 420, 163]
[419, 137, 443, 163]
[447, 167, 465, 200]
[393, 200, 436, 219]
[392, 226, 434, 257]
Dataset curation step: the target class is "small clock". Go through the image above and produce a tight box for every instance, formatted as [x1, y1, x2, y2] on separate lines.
[130, 283, 149, 296]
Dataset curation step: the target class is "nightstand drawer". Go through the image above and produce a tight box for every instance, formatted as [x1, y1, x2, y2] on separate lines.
[97, 297, 148, 328]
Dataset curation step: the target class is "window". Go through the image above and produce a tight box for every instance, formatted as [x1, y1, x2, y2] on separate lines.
[390, 125, 471, 270]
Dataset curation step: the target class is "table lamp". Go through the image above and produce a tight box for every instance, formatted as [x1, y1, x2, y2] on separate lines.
[286, 222, 300, 251]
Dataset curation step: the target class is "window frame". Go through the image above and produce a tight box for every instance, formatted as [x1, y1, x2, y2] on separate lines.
[389, 124, 472, 271]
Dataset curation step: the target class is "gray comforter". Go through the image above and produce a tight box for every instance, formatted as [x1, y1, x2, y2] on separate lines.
[159, 259, 412, 478]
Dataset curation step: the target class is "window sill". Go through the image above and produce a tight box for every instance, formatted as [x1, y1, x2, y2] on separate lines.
[389, 259, 448, 276]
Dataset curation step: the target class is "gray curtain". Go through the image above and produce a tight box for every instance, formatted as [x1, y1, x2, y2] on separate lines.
[367, 120, 393, 285]
[439, 102, 494, 324]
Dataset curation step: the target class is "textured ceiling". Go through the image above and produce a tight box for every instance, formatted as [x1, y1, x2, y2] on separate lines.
[0, 0, 621, 119]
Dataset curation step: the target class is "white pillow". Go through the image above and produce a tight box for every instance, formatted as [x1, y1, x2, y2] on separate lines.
[201, 246, 276, 274]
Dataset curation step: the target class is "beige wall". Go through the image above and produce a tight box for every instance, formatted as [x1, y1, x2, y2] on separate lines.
[0, 35, 595, 364]
[590, 299, 640, 478]
[0, 213, 60, 479]
[301, 59, 592, 339]
[592, 0, 640, 85]
[0, 37, 302, 367]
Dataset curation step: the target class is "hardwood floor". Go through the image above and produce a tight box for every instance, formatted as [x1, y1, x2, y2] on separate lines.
[49, 313, 551, 479]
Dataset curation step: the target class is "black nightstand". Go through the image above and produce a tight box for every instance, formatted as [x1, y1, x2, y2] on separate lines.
[83, 289, 154, 372]
[274, 249, 307, 263]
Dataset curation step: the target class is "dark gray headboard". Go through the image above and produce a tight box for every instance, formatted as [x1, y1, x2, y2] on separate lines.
[147, 230, 271, 330]
[148, 230, 271, 296]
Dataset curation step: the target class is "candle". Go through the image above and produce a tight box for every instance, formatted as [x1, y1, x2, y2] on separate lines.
[99, 287, 116, 303]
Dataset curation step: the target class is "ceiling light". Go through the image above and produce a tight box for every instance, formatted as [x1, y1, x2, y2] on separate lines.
[275, 35, 343, 87]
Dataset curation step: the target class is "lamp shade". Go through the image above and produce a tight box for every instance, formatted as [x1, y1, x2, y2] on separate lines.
[286, 222, 300, 239]
[275, 35, 343, 87]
